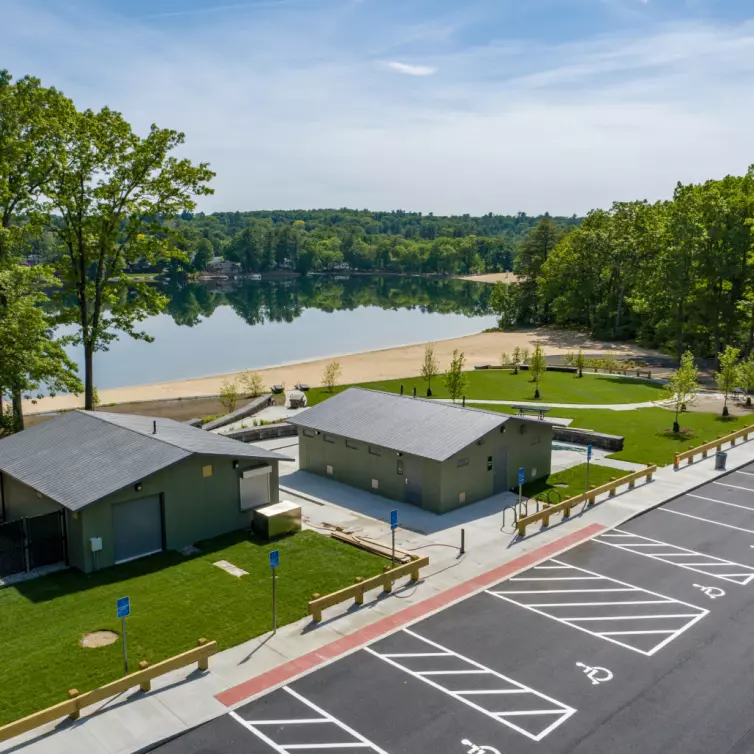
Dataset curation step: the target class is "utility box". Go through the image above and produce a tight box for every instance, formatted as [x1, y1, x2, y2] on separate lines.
[253, 501, 301, 540]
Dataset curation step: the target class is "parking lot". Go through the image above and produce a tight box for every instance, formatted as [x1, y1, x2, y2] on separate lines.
[154, 461, 754, 754]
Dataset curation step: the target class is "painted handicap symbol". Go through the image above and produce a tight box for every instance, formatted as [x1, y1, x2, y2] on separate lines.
[576, 661, 613, 686]
[461, 739, 501, 754]
[693, 583, 725, 599]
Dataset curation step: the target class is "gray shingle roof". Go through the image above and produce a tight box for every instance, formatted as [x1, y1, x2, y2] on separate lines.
[0, 411, 290, 511]
[287, 388, 516, 462]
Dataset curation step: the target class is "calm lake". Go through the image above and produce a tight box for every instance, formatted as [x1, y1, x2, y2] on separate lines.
[63, 276, 496, 389]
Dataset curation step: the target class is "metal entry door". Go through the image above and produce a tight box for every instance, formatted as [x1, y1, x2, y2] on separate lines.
[493, 447, 508, 494]
[404, 457, 423, 507]
[113, 495, 164, 564]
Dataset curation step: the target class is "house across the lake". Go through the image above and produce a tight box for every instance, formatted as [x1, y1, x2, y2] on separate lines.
[288, 388, 553, 514]
[0, 411, 290, 574]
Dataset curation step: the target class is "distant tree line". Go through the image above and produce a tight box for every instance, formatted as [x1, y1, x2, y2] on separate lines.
[163, 209, 581, 276]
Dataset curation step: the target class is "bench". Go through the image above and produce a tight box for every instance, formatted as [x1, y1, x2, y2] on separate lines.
[511, 405, 551, 421]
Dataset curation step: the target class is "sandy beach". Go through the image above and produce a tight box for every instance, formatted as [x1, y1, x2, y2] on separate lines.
[24, 328, 659, 415]
[457, 272, 520, 284]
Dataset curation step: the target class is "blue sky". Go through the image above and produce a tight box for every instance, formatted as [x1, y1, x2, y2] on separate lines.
[4, 0, 754, 214]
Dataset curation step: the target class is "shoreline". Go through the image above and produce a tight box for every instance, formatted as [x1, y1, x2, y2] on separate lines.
[24, 328, 660, 415]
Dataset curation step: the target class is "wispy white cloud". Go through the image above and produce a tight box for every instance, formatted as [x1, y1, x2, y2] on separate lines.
[141, 2, 288, 20]
[381, 60, 438, 76]
[3, 1, 754, 216]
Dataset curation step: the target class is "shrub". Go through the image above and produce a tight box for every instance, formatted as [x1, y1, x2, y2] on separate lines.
[219, 380, 240, 413]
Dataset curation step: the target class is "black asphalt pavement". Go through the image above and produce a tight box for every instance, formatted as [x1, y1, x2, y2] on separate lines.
[152, 461, 754, 754]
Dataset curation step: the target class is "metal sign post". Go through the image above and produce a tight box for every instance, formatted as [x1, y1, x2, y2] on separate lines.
[390, 510, 398, 567]
[585, 444, 592, 494]
[517, 467, 525, 513]
[116, 596, 131, 675]
[270, 550, 279, 633]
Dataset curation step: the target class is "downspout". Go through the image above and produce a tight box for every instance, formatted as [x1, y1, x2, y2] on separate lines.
[0, 471, 5, 522]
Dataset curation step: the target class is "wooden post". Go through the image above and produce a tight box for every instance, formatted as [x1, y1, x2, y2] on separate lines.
[702, 449, 708, 458]
[139, 661, 151, 692]
[354, 577, 364, 605]
[410, 562, 420, 582]
[542, 511, 550, 527]
[647, 470, 654, 482]
[67, 690, 80, 721]
[382, 572, 393, 594]
[197, 638, 209, 671]
[517, 521, 526, 537]
[609, 486, 617, 498]
[563, 505, 571, 519]
[628, 479, 635, 490]
[673, 455, 680, 470]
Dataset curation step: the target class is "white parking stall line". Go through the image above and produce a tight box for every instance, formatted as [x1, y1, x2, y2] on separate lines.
[487, 558, 708, 656]
[713, 481, 754, 493]
[736, 471, 754, 477]
[659, 508, 754, 535]
[509, 576, 604, 581]
[382, 652, 451, 658]
[688, 494, 754, 512]
[595, 529, 754, 585]
[231, 687, 389, 754]
[366, 629, 576, 742]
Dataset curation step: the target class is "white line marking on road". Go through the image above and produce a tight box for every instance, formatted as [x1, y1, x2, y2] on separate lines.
[487, 558, 708, 656]
[283, 688, 390, 754]
[509, 576, 603, 581]
[736, 471, 754, 477]
[595, 529, 754, 585]
[525, 600, 673, 607]
[688, 494, 754, 512]
[366, 629, 576, 742]
[713, 481, 754, 493]
[498, 588, 638, 594]
[533, 565, 574, 569]
[382, 652, 451, 658]
[659, 508, 754, 535]
[283, 746, 370, 750]
[563, 614, 700, 621]
[230, 711, 289, 754]
[245, 719, 330, 725]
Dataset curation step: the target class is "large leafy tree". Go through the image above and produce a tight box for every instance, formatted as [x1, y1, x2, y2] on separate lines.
[48, 107, 214, 409]
[0, 70, 78, 429]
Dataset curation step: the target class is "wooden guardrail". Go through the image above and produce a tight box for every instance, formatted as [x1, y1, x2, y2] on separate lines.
[516, 466, 657, 537]
[0, 639, 217, 744]
[308, 556, 430, 622]
[674, 425, 754, 470]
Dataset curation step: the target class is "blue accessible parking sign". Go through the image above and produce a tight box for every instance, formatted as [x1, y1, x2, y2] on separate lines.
[518, 467, 525, 485]
[269, 550, 280, 569]
[390, 510, 399, 530]
[116, 596, 130, 619]
[587, 444, 593, 461]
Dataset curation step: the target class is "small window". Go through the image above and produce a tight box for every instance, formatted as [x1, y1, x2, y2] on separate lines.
[459, 491, 466, 504]
[326, 464, 334, 475]
[372, 479, 379, 490]
[346, 439, 359, 450]
[487, 456, 493, 472]
[324, 434, 336, 444]
[531, 435, 540, 446]
[457, 457, 469, 468]
[397, 459, 404, 475]
[369, 446, 381, 456]
[532, 467, 537, 478]
[303, 429, 315, 438]
[202, 464, 213, 478]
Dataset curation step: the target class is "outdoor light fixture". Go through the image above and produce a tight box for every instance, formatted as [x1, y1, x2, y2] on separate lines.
[134, 482, 143, 492]
[233, 460, 239, 469]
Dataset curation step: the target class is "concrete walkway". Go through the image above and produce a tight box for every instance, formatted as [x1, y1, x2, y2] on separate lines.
[439, 398, 663, 411]
[4, 442, 754, 754]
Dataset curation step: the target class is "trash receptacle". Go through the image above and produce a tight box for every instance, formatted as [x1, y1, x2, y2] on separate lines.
[715, 451, 727, 471]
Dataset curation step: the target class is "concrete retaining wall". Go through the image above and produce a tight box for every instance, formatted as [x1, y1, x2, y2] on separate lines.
[553, 426, 624, 451]
[226, 423, 298, 443]
[202, 395, 275, 431]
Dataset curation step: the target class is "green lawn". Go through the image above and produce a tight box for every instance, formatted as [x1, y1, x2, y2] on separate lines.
[309, 370, 664, 406]
[477, 404, 754, 467]
[0, 530, 384, 726]
[522, 463, 631, 501]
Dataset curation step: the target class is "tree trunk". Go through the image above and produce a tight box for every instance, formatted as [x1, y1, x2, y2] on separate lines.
[11, 389, 24, 432]
[84, 345, 94, 410]
[676, 299, 684, 364]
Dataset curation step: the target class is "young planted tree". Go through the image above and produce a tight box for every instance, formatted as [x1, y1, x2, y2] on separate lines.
[322, 361, 342, 393]
[49, 106, 214, 409]
[444, 349, 468, 403]
[420, 343, 440, 396]
[715, 345, 741, 417]
[574, 348, 586, 378]
[512, 346, 522, 364]
[489, 282, 519, 329]
[500, 351, 511, 366]
[241, 371, 265, 397]
[737, 355, 754, 408]
[665, 350, 699, 432]
[520, 347, 530, 365]
[529, 344, 547, 399]
[219, 380, 239, 413]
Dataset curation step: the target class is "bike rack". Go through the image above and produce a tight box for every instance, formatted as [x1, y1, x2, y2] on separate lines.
[502, 505, 518, 528]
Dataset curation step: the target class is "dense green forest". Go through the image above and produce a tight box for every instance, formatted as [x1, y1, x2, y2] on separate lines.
[495, 167, 754, 361]
[165, 209, 581, 275]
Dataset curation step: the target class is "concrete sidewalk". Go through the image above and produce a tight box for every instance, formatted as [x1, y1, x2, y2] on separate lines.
[3, 443, 754, 754]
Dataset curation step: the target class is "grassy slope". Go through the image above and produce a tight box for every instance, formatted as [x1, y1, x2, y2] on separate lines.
[0, 530, 384, 726]
[476, 404, 754, 466]
[308, 370, 664, 406]
[522, 463, 631, 501]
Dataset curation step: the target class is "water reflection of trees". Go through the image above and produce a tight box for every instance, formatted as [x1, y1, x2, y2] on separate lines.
[163, 276, 492, 328]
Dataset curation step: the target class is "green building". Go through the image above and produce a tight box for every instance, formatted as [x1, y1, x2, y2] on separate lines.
[288, 388, 552, 514]
[0, 411, 289, 574]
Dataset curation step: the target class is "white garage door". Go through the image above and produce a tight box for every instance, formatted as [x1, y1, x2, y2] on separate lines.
[240, 467, 271, 511]
[113, 495, 164, 564]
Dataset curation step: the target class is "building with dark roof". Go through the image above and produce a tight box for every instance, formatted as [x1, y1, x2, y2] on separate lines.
[287, 388, 553, 514]
[0, 411, 291, 573]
